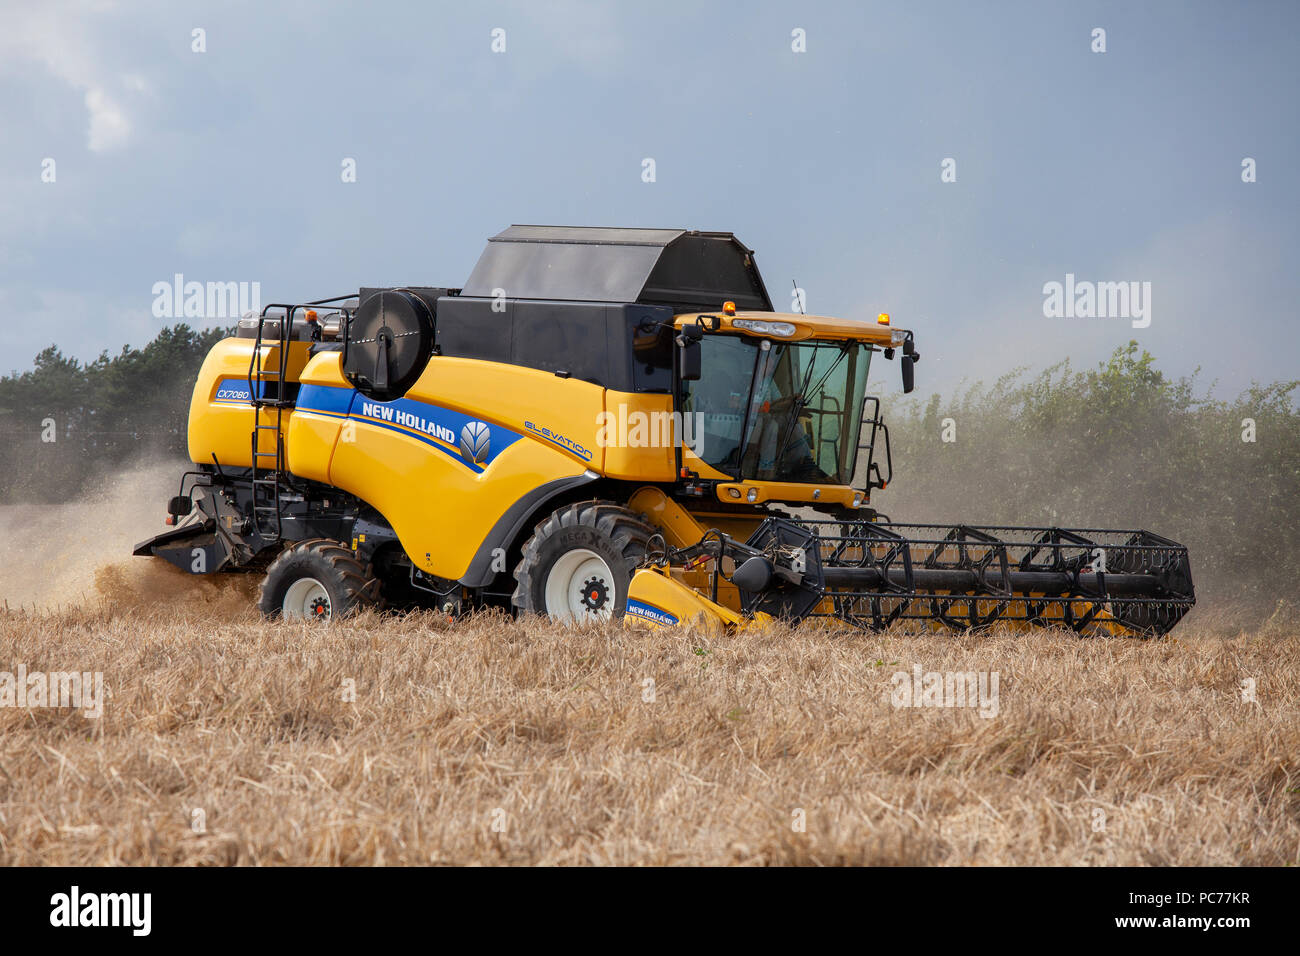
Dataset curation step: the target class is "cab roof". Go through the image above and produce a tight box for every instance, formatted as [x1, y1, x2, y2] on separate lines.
[675, 311, 909, 347]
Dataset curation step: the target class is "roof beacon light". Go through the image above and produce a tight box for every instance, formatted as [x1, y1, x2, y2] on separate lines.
[722, 301, 736, 315]
[877, 313, 890, 325]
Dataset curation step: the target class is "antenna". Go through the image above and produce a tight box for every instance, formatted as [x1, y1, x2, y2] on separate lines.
[792, 279, 805, 314]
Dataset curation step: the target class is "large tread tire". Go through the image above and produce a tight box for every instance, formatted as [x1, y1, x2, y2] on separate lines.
[511, 500, 653, 623]
[258, 538, 381, 620]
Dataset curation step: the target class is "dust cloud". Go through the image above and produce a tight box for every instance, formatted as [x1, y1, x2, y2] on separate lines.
[0, 460, 255, 613]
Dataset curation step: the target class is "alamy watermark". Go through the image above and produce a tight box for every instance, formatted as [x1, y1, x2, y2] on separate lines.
[50, 886, 150, 936]
[891, 664, 1000, 718]
[0, 666, 104, 718]
[1042, 274, 1151, 329]
[152, 274, 261, 320]
[595, 405, 705, 454]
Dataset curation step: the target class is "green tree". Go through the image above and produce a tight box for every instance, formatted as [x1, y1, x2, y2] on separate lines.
[0, 324, 228, 502]
[877, 343, 1299, 616]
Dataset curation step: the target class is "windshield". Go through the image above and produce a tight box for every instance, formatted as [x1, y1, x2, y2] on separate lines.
[682, 336, 871, 485]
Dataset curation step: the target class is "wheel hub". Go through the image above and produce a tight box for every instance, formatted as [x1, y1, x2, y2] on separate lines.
[544, 549, 617, 623]
[283, 577, 332, 621]
[580, 576, 609, 612]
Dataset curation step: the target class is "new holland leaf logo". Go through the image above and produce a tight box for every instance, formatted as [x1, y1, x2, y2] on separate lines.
[460, 420, 491, 463]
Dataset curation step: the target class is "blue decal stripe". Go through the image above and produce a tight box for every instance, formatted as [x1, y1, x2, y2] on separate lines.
[626, 600, 679, 626]
[342, 415, 486, 474]
[252, 381, 531, 475]
[213, 378, 262, 405]
[354, 395, 521, 466]
[294, 404, 482, 472]
[297, 404, 485, 473]
[296, 384, 355, 416]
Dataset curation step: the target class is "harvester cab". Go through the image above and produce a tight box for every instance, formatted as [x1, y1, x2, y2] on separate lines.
[135, 225, 1194, 635]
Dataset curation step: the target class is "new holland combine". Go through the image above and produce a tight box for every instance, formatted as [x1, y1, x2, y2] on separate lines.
[135, 226, 1195, 635]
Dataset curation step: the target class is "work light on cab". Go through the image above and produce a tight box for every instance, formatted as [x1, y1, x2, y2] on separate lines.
[733, 318, 796, 337]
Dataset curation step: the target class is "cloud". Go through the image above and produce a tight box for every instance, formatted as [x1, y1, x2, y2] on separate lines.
[0, 2, 148, 151]
[522, 0, 625, 71]
[83, 87, 131, 151]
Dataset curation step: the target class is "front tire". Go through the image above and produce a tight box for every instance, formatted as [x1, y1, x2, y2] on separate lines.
[511, 501, 653, 623]
[258, 538, 380, 620]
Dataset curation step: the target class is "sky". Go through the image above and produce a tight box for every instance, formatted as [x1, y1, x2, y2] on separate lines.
[1, 0, 1297, 398]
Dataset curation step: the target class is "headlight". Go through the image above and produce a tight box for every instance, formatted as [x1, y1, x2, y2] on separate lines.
[733, 318, 796, 337]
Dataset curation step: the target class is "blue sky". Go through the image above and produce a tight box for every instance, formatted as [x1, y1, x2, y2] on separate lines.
[2, 0, 1296, 397]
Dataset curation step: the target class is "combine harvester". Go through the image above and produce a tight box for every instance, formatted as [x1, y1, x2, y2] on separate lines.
[136, 226, 1194, 636]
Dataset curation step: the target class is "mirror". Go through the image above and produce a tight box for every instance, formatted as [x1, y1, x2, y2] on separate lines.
[901, 354, 914, 393]
[680, 339, 702, 381]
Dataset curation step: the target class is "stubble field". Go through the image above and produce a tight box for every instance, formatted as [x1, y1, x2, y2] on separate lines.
[1, 466, 1296, 865]
[0, 561, 1295, 865]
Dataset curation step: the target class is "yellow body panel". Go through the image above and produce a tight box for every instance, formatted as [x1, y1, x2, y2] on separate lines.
[625, 487, 760, 616]
[679, 453, 734, 483]
[712, 480, 857, 509]
[627, 566, 766, 631]
[627, 486, 708, 548]
[186, 336, 313, 470]
[189, 344, 608, 578]
[599, 389, 676, 481]
[284, 352, 352, 483]
[290, 355, 605, 579]
[405, 358, 606, 472]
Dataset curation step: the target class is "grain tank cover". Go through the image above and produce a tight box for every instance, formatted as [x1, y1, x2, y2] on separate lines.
[460, 225, 773, 313]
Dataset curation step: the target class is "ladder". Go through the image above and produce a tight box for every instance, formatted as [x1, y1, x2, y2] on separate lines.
[247, 307, 293, 543]
[857, 395, 892, 491]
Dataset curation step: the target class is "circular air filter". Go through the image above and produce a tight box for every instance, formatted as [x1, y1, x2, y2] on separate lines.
[343, 290, 434, 400]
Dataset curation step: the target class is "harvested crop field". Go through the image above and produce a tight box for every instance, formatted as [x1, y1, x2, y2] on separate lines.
[0, 556, 1296, 866]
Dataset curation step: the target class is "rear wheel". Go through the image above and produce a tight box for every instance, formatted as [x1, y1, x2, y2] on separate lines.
[512, 501, 653, 623]
[258, 538, 380, 620]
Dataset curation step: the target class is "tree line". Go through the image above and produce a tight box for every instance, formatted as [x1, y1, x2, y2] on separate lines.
[0, 324, 227, 502]
[878, 342, 1300, 616]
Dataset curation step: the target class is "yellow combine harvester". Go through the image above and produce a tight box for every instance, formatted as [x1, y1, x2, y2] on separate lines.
[135, 226, 1194, 635]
